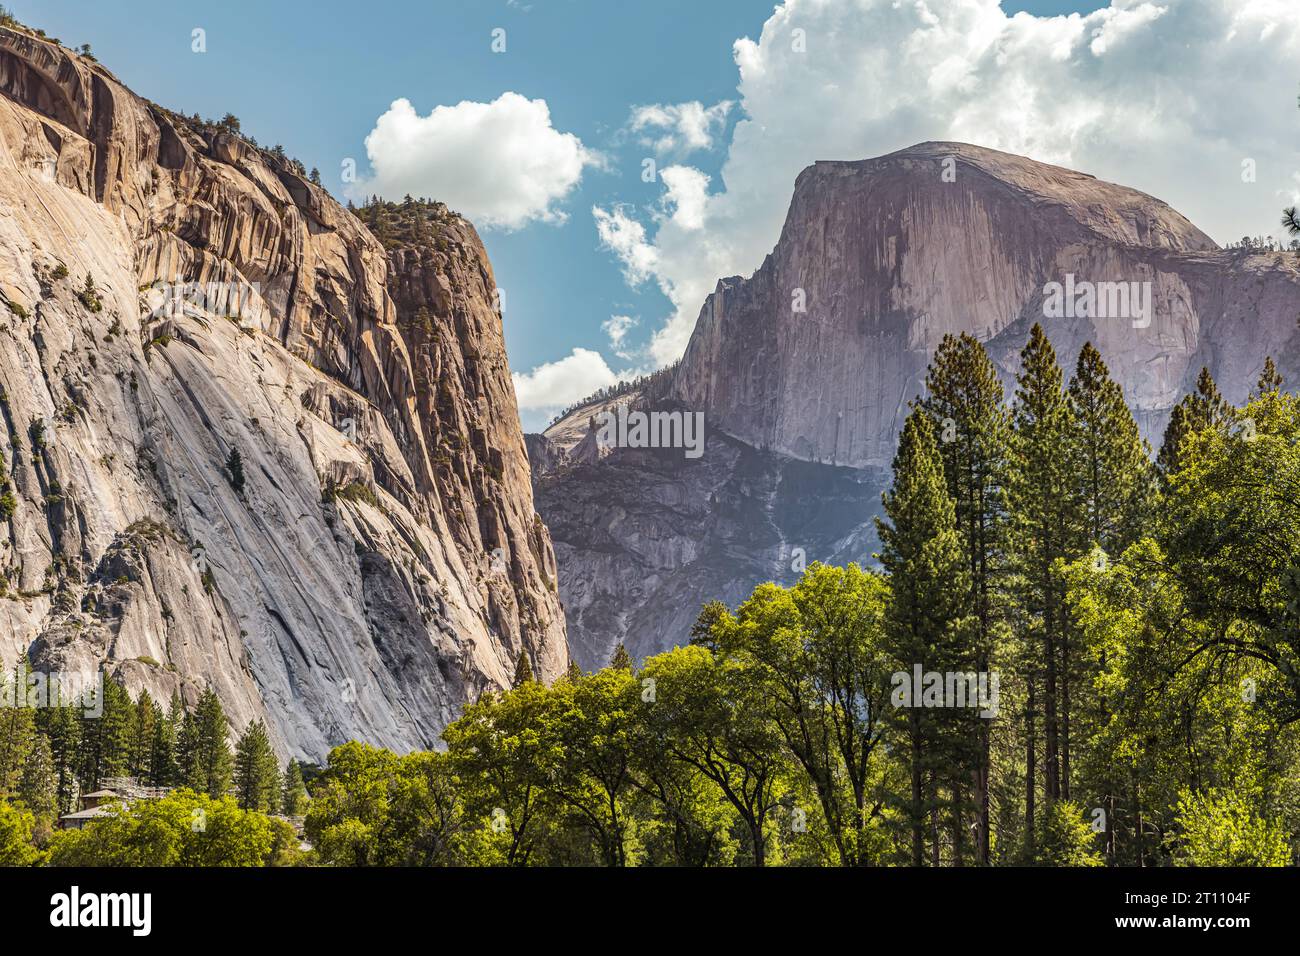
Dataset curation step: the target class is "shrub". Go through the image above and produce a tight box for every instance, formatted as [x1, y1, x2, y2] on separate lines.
[76, 274, 103, 313]
[1033, 800, 1104, 867]
[225, 447, 246, 496]
[333, 481, 379, 508]
[1170, 790, 1291, 867]
[0, 800, 43, 866]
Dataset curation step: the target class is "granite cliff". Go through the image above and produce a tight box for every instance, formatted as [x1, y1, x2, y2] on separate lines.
[673, 142, 1300, 467]
[536, 142, 1300, 669]
[0, 26, 566, 758]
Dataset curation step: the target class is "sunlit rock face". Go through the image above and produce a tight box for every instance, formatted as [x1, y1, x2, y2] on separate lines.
[673, 141, 1300, 468]
[0, 28, 566, 759]
[537, 142, 1300, 668]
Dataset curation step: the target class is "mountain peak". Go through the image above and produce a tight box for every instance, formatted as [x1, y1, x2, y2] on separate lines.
[0, 21, 566, 758]
[674, 142, 1293, 471]
[796, 141, 1217, 254]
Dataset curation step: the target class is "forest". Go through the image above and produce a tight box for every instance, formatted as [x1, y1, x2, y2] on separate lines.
[0, 323, 1296, 866]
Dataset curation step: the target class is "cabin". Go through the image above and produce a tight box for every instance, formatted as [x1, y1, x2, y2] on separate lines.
[57, 777, 173, 830]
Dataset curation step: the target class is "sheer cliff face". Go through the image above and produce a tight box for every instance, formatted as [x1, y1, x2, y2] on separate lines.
[0, 28, 565, 758]
[531, 425, 884, 670]
[672, 142, 1300, 468]
[538, 142, 1300, 669]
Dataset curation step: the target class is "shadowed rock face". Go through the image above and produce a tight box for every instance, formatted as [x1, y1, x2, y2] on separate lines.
[0, 28, 565, 759]
[536, 142, 1300, 669]
[530, 423, 885, 670]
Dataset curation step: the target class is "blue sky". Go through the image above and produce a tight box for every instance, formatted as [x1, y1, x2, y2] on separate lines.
[18, 1, 1297, 429]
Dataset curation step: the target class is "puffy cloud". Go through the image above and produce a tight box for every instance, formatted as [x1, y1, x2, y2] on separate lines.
[628, 100, 733, 155]
[602, 314, 639, 357]
[512, 348, 621, 410]
[591, 165, 712, 338]
[660, 166, 711, 231]
[355, 92, 596, 230]
[593, 205, 659, 285]
[597, 0, 1300, 366]
[512, 347, 650, 430]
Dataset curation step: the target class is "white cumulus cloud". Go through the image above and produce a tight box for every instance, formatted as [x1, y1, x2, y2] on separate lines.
[512, 347, 652, 430]
[512, 348, 621, 411]
[356, 92, 597, 230]
[629, 100, 733, 155]
[593, 205, 659, 285]
[660, 166, 711, 231]
[595, 0, 1300, 367]
[602, 314, 639, 358]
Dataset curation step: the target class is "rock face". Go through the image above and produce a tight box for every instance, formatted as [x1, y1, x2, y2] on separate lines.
[673, 141, 1300, 468]
[532, 417, 883, 669]
[0, 27, 566, 759]
[536, 141, 1300, 669]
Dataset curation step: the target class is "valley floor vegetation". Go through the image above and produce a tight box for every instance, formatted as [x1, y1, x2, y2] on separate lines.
[1, 323, 1297, 866]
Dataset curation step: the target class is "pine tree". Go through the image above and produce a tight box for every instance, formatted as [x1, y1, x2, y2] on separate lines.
[1064, 342, 1154, 856]
[128, 689, 156, 779]
[0, 659, 36, 796]
[77, 273, 102, 312]
[233, 719, 279, 812]
[76, 676, 133, 791]
[512, 652, 535, 687]
[185, 687, 233, 798]
[1158, 366, 1232, 476]
[920, 331, 1008, 864]
[1155, 403, 1189, 478]
[1007, 324, 1087, 847]
[281, 758, 308, 815]
[176, 704, 196, 783]
[226, 447, 246, 496]
[1256, 356, 1283, 397]
[1067, 342, 1154, 556]
[1190, 366, 1232, 426]
[877, 407, 971, 865]
[149, 695, 179, 786]
[17, 732, 56, 816]
[37, 704, 81, 813]
[609, 643, 633, 671]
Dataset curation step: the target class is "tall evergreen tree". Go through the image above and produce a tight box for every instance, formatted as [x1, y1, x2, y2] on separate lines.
[233, 719, 280, 812]
[148, 696, 178, 787]
[609, 643, 633, 672]
[0, 659, 36, 796]
[184, 687, 233, 798]
[76, 676, 133, 791]
[1067, 342, 1154, 557]
[920, 331, 1009, 864]
[1157, 366, 1232, 476]
[877, 407, 971, 865]
[17, 732, 56, 816]
[128, 689, 156, 779]
[511, 652, 535, 687]
[37, 704, 81, 813]
[1256, 355, 1283, 397]
[281, 758, 309, 815]
[1007, 324, 1086, 846]
[1064, 342, 1153, 857]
